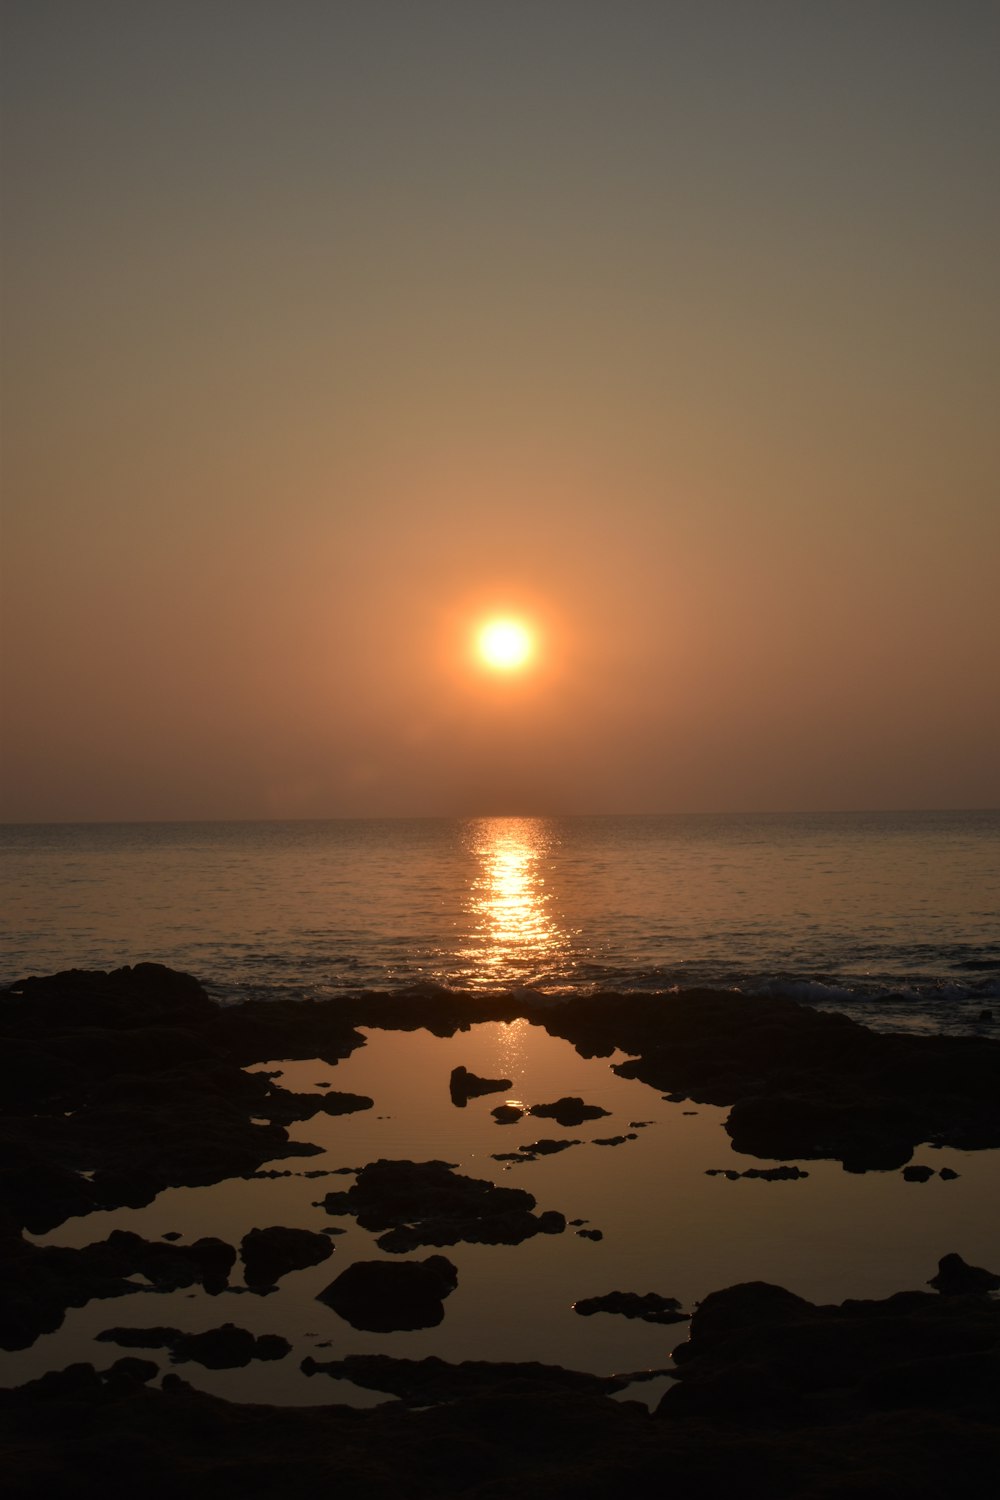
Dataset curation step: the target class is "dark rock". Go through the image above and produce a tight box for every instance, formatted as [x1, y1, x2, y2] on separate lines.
[929, 1253, 1000, 1295]
[575, 1291, 688, 1324]
[0, 1229, 237, 1351]
[492, 1139, 582, 1163]
[255, 1087, 374, 1124]
[902, 1164, 936, 1182]
[529, 1097, 610, 1127]
[319, 1158, 565, 1253]
[740, 1165, 809, 1180]
[0, 964, 364, 1235]
[97, 1322, 291, 1368]
[576, 1229, 603, 1241]
[540, 987, 1000, 1170]
[940, 1167, 960, 1179]
[316, 1256, 458, 1332]
[592, 1133, 638, 1146]
[662, 1272, 1000, 1437]
[240, 1226, 334, 1288]
[102, 1356, 160, 1387]
[3, 1274, 1000, 1499]
[301, 1352, 642, 1401]
[449, 1066, 512, 1107]
[491, 1104, 523, 1124]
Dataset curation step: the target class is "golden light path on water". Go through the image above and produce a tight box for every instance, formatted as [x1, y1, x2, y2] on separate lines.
[461, 818, 565, 980]
[460, 817, 569, 1080]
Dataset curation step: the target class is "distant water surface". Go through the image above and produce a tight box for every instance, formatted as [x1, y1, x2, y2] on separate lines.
[2, 812, 998, 1034]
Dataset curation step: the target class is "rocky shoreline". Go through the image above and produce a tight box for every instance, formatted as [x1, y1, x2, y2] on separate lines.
[3, 964, 1000, 1494]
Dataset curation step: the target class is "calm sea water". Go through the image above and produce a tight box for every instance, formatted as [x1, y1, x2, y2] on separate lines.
[2, 812, 998, 1034]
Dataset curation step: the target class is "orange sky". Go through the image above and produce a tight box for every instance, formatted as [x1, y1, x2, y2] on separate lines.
[2, 3, 998, 819]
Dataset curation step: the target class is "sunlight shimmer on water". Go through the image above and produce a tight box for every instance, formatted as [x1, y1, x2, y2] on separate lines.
[460, 818, 566, 987]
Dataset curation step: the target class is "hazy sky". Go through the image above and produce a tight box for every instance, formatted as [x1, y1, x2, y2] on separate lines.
[2, 1, 998, 820]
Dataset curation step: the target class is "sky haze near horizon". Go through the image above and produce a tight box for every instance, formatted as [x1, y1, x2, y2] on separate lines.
[2, 1, 998, 821]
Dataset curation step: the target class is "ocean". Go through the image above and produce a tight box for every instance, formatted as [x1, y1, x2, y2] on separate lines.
[3, 810, 998, 1034]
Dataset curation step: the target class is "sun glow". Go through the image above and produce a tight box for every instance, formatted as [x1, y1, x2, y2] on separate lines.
[477, 618, 534, 672]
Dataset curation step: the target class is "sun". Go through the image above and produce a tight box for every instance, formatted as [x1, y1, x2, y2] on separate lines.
[477, 617, 534, 672]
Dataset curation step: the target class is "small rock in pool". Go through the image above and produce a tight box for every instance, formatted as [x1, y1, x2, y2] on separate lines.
[741, 1166, 809, 1180]
[450, 1065, 513, 1107]
[529, 1097, 610, 1127]
[902, 1165, 935, 1182]
[317, 1256, 458, 1332]
[577, 1229, 603, 1241]
[939, 1167, 960, 1180]
[574, 1292, 689, 1325]
[492, 1104, 523, 1124]
[240, 1226, 334, 1288]
[592, 1134, 638, 1147]
[519, 1139, 581, 1156]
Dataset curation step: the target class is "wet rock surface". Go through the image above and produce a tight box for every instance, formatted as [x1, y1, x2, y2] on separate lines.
[316, 1256, 458, 1332]
[319, 1158, 566, 1252]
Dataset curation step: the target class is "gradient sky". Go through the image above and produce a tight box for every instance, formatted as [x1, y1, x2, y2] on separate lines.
[2, 1, 998, 820]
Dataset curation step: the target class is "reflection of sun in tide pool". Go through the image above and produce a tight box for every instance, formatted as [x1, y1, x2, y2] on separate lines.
[477, 618, 534, 671]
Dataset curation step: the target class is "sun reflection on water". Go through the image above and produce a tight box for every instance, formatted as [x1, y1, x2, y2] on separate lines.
[460, 817, 566, 989]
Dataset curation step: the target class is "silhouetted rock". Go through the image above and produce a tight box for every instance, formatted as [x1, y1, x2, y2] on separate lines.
[902, 1163, 935, 1182]
[536, 987, 1000, 1170]
[929, 1253, 1000, 1295]
[319, 1157, 565, 1252]
[663, 1271, 1000, 1435]
[0, 965, 363, 1234]
[577, 1228, 604, 1241]
[592, 1133, 638, 1146]
[529, 1096, 610, 1126]
[240, 1226, 334, 1288]
[707, 1165, 809, 1180]
[575, 1291, 689, 1324]
[0, 1229, 237, 1351]
[301, 1351, 644, 1401]
[4, 1271, 1000, 1498]
[97, 1322, 291, 1368]
[491, 1103, 522, 1124]
[316, 1256, 458, 1331]
[491, 1138, 581, 1161]
[449, 1066, 512, 1107]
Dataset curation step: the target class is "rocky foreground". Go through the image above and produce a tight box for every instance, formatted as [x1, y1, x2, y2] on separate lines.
[3, 965, 1000, 1495]
[3, 1271, 1000, 1498]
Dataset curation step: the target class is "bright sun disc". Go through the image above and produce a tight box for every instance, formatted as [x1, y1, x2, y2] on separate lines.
[478, 618, 534, 671]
